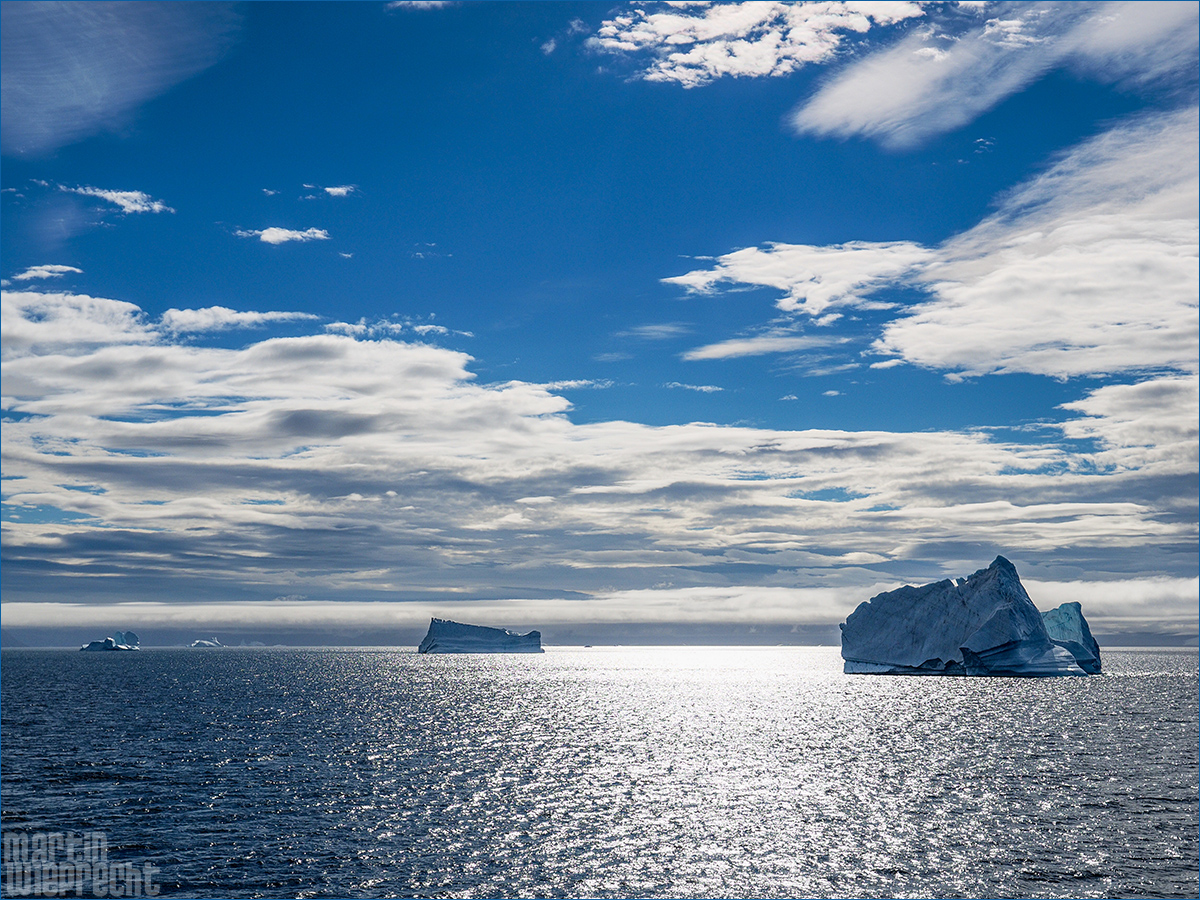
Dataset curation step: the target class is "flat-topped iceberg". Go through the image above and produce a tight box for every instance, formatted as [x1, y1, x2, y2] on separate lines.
[1042, 601, 1102, 674]
[841, 557, 1097, 676]
[418, 617, 543, 654]
[80, 631, 140, 652]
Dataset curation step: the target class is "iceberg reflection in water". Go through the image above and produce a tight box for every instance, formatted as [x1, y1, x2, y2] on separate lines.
[1, 646, 1196, 898]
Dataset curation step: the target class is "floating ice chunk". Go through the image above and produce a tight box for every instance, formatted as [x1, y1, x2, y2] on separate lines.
[841, 556, 1091, 676]
[80, 631, 140, 651]
[417, 618, 543, 653]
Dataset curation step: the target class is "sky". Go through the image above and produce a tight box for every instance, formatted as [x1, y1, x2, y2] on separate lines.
[1, 0, 1197, 645]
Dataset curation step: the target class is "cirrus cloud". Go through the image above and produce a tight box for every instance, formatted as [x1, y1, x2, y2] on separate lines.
[1, 1, 239, 156]
[792, 1, 1199, 149]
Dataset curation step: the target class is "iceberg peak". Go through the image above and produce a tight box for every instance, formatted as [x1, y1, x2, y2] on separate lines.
[841, 558, 1097, 676]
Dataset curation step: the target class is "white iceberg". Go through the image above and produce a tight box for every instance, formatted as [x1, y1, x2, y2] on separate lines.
[841, 556, 1093, 676]
[1042, 601, 1102, 674]
[80, 631, 140, 652]
[190, 637, 224, 648]
[417, 617, 544, 653]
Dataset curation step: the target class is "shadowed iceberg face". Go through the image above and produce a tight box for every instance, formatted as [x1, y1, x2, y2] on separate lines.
[417, 618, 544, 654]
[840, 556, 1095, 676]
[1042, 601, 1103, 674]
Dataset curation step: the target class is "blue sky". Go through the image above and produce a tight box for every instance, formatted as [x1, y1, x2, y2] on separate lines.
[2, 1, 1197, 642]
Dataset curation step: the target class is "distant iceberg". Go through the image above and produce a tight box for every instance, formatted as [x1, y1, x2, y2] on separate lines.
[417, 618, 543, 653]
[190, 637, 224, 648]
[80, 630, 140, 652]
[841, 557, 1098, 676]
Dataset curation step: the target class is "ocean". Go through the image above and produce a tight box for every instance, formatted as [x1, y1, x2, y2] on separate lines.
[2, 647, 1196, 898]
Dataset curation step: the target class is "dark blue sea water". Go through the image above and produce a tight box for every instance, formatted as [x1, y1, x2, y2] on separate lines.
[2, 647, 1197, 898]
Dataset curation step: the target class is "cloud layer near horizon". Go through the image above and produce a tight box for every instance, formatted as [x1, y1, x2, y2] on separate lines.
[5, 571, 1197, 637]
[2, 287, 1195, 631]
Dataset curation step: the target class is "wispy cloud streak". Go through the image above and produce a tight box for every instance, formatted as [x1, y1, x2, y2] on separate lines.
[668, 108, 1199, 380]
[64, 185, 174, 214]
[1, 1, 239, 155]
[792, 1, 1199, 148]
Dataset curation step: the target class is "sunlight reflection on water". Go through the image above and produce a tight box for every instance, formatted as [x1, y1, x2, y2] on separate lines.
[2, 647, 1196, 898]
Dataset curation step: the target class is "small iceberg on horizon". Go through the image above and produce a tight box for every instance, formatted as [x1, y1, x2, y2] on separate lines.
[190, 637, 224, 648]
[840, 556, 1100, 676]
[418, 617, 544, 654]
[80, 630, 140, 652]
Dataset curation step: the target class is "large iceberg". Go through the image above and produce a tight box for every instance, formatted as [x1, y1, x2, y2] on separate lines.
[80, 631, 140, 652]
[417, 618, 543, 653]
[1042, 601, 1102, 674]
[841, 557, 1096, 676]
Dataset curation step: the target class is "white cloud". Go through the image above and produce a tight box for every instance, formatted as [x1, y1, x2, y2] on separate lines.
[665, 241, 931, 316]
[326, 319, 402, 337]
[665, 382, 723, 393]
[617, 323, 693, 340]
[543, 379, 615, 391]
[10, 265, 83, 282]
[683, 333, 842, 360]
[670, 109, 1198, 381]
[875, 108, 1199, 379]
[387, 1, 456, 9]
[1, 290, 1194, 631]
[323, 185, 356, 197]
[1058, 375, 1199, 473]
[793, 1, 1199, 148]
[161, 306, 321, 333]
[323, 317, 471, 339]
[589, 1, 925, 88]
[1026, 576, 1200, 634]
[5, 573, 1194, 634]
[236, 227, 330, 245]
[1, 290, 156, 358]
[64, 185, 174, 214]
[1, 1, 239, 155]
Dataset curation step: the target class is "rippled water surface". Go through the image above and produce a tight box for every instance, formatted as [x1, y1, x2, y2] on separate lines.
[3, 647, 1197, 898]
